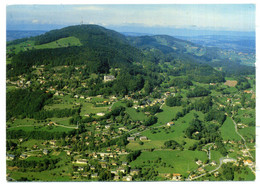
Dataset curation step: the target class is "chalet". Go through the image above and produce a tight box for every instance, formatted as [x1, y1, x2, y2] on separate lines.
[98, 152, 110, 157]
[122, 161, 128, 166]
[165, 92, 171, 96]
[114, 175, 120, 181]
[210, 161, 217, 166]
[96, 112, 105, 116]
[244, 90, 252, 94]
[33, 145, 38, 149]
[111, 170, 117, 174]
[109, 153, 116, 158]
[6, 154, 15, 160]
[172, 173, 182, 181]
[104, 75, 115, 82]
[127, 137, 135, 141]
[76, 159, 88, 164]
[91, 173, 98, 178]
[229, 149, 235, 152]
[227, 98, 231, 102]
[105, 125, 111, 129]
[112, 162, 117, 166]
[49, 140, 56, 145]
[90, 166, 96, 170]
[80, 95, 85, 99]
[243, 160, 253, 166]
[167, 122, 175, 126]
[20, 154, 27, 159]
[190, 174, 196, 179]
[106, 147, 111, 152]
[47, 121, 55, 126]
[214, 172, 219, 177]
[140, 136, 148, 141]
[101, 164, 107, 168]
[78, 167, 84, 171]
[130, 169, 140, 176]
[117, 167, 126, 173]
[196, 160, 203, 165]
[119, 127, 128, 131]
[43, 149, 48, 155]
[122, 175, 132, 181]
[194, 131, 200, 135]
[66, 150, 71, 156]
[82, 173, 89, 177]
[198, 167, 205, 173]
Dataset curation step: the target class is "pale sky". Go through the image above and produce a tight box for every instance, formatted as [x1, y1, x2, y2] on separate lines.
[6, 4, 255, 32]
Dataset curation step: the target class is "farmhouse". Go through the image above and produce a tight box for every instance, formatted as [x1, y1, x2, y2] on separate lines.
[172, 173, 182, 181]
[117, 167, 126, 173]
[140, 136, 148, 141]
[244, 90, 252, 94]
[49, 140, 56, 145]
[198, 167, 205, 173]
[20, 154, 27, 159]
[196, 160, 203, 165]
[43, 149, 48, 155]
[127, 137, 135, 141]
[6, 154, 15, 160]
[91, 173, 98, 178]
[130, 169, 140, 176]
[114, 175, 120, 181]
[210, 161, 217, 166]
[243, 159, 253, 166]
[122, 161, 128, 166]
[167, 122, 175, 126]
[76, 159, 88, 164]
[96, 112, 105, 116]
[104, 75, 115, 82]
[122, 175, 132, 181]
[78, 167, 84, 171]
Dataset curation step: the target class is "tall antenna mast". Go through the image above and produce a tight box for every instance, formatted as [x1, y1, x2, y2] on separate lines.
[80, 16, 83, 25]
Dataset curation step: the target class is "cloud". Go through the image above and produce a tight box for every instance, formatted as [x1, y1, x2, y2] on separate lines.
[32, 19, 39, 24]
[74, 6, 104, 11]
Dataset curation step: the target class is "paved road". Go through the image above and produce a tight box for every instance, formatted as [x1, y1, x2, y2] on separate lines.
[230, 116, 253, 159]
[187, 157, 236, 181]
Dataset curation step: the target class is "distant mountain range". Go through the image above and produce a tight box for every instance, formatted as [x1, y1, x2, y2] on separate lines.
[7, 30, 47, 41]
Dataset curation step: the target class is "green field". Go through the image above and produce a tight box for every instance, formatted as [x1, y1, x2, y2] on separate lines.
[80, 102, 109, 116]
[233, 167, 255, 181]
[127, 140, 165, 150]
[7, 152, 73, 181]
[210, 150, 223, 164]
[154, 105, 182, 126]
[7, 36, 82, 55]
[112, 101, 147, 121]
[220, 117, 241, 141]
[8, 124, 74, 133]
[139, 110, 204, 149]
[130, 150, 207, 177]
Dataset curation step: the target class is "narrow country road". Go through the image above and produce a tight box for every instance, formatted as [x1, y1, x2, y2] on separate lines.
[230, 116, 253, 159]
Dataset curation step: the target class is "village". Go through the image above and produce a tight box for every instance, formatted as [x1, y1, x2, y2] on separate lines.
[6, 64, 256, 181]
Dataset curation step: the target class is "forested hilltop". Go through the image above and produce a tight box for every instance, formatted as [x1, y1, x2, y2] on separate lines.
[6, 25, 255, 182]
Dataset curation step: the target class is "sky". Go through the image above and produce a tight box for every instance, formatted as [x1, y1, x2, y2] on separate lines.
[6, 4, 255, 32]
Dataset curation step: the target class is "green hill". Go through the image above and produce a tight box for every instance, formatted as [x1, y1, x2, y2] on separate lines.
[7, 24, 143, 77]
[7, 24, 254, 80]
